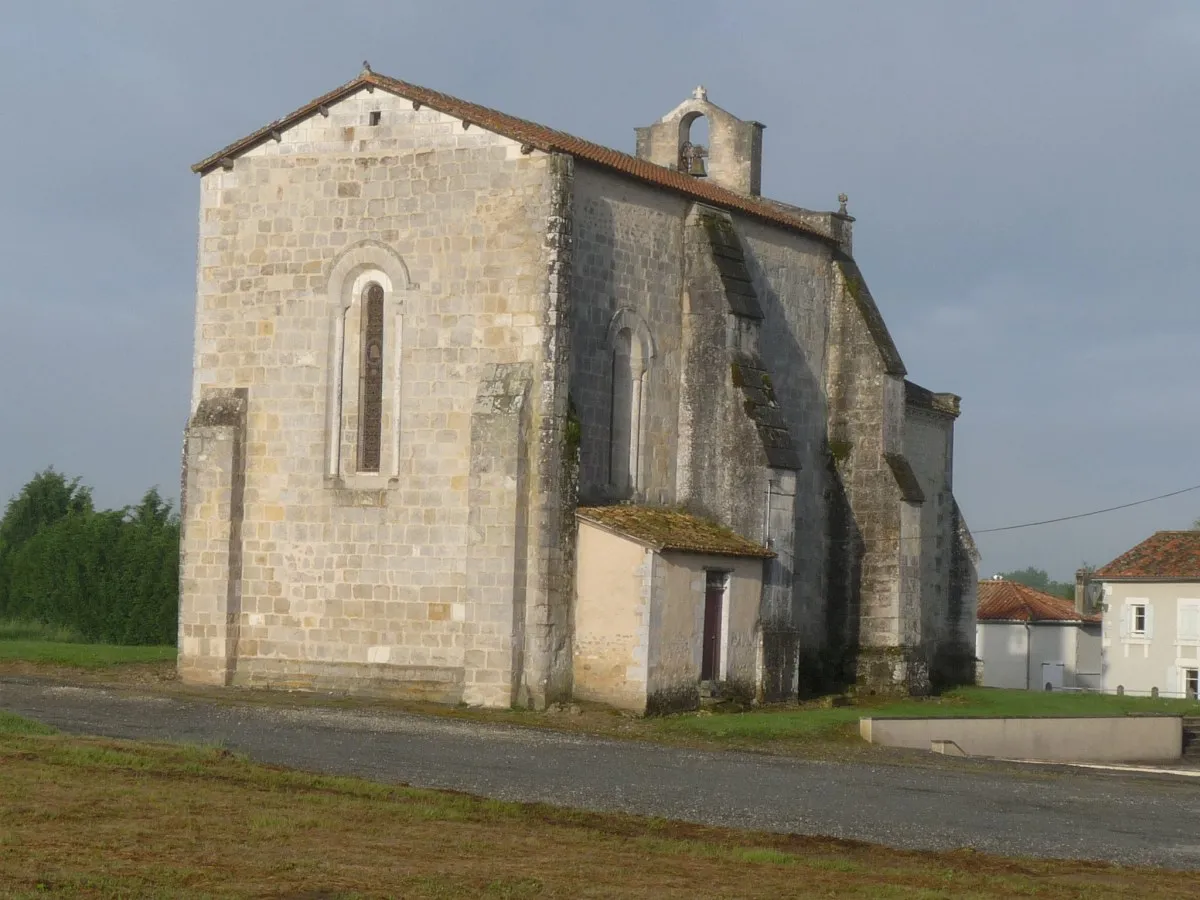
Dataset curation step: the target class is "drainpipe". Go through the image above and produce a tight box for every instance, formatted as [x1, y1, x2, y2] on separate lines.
[763, 477, 775, 549]
[1025, 621, 1032, 691]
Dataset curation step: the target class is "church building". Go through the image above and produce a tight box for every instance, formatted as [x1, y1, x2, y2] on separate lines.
[179, 66, 978, 711]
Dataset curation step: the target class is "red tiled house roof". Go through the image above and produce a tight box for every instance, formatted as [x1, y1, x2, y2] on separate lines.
[1093, 531, 1200, 580]
[577, 506, 774, 559]
[976, 580, 1099, 624]
[191, 70, 836, 244]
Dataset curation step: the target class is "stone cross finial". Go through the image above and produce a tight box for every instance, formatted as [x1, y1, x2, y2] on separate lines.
[837, 193, 849, 215]
[693, 85, 708, 101]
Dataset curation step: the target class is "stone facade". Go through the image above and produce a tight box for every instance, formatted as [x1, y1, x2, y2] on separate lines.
[180, 69, 977, 708]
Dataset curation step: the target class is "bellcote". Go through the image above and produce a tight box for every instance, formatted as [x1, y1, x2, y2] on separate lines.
[634, 87, 764, 196]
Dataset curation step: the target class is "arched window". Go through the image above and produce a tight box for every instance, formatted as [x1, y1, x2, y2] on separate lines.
[610, 328, 634, 492]
[323, 241, 410, 486]
[608, 317, 651, 496]
[357, 282, 385, 473]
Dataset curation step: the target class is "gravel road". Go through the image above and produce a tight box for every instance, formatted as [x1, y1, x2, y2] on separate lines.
[4, 677, 1200, 869]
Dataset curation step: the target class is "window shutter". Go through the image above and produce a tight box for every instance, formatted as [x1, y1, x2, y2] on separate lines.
[1119, 605, 1129, 639]
[1180, 604, 1200, 641]
[1145, 604, 1155, 639]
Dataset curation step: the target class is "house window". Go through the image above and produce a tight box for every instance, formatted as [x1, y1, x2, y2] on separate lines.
[1131, 603, 1147, 637]
[1186, 669, 1199, 700]
[357, 282, 385, 473]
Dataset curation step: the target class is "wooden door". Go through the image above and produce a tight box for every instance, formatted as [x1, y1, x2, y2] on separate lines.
[702, 572, 725, 681]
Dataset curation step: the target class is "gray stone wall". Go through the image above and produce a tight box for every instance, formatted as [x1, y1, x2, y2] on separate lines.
[736, 216, 836, 675]
[569, 165, 688, 506]
[183, 90, 560, 705]
[904, 408, 952, 654]
[905, 397, 977, 686]
[825, 257, 929, 691]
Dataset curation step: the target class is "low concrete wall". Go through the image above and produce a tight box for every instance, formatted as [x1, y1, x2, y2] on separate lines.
[860, 716, 1183, 763]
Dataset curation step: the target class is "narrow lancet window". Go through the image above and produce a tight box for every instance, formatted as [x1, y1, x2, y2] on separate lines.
[609, 328, 633, 492]
[609, 327, 648, 495]
[358, 282, 385, 472]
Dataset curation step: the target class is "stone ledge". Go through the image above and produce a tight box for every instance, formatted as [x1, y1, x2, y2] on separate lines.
[228, 659, 466, 704]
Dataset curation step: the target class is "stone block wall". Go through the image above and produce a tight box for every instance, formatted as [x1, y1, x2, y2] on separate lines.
[179, 388, 247, 686]
[826, 255, 926, 691]
[737, 217, 837, 685]
[569, 165, 687, 506]
[182, 89, 564, 704]
[465, 363, 533, 706]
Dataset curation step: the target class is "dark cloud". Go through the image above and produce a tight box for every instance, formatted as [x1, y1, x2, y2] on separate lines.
[2, 1, 1196, 577]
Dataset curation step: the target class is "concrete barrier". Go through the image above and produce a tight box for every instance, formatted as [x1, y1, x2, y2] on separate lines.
[859, 716, 1183, 763]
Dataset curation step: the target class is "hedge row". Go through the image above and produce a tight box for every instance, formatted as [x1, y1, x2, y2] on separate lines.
[0, 471, 178, 646]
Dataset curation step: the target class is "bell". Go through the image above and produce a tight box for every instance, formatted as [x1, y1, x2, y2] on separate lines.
[680, 142, 708, 178]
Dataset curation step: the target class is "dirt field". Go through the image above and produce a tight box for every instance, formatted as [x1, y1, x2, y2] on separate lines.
[2, 718, 1196, 899]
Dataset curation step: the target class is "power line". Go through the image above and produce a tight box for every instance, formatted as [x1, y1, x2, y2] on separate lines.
[974, 482, 1200, 535]
[852, 480, 1200, 549]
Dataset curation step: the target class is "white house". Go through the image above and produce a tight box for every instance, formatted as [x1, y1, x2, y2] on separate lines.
[1092, 531, 1200, 699]
[975, 579, 1101, 691]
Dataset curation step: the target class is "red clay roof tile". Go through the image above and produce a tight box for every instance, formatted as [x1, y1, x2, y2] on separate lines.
[192, 71, 835, 244]
[1094, 531, 1200, 580]
[976, 580, 1099, 624]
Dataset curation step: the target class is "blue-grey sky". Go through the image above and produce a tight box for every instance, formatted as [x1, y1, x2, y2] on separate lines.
[1, 1, 1197, 580]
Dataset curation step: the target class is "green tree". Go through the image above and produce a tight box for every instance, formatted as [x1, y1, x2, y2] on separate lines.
[996, 566, 1075, 601]
[0, 469, 93, 615]
[1, 475, 180, 645]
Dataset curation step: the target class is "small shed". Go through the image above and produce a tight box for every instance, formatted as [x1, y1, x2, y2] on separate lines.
[975, 580, 1101, 691]
[573, 506, 774, 714]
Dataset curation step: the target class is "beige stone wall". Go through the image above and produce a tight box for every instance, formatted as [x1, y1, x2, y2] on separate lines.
[649, 552, 763, 706]
[572, 521, 652, 710]
[182, 88, 559, 705]
[1102, 580, 1200, 697]
[178, 388, 247, 686]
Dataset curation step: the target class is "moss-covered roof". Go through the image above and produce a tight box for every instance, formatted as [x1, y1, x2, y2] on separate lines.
[577, 506, 774, 558]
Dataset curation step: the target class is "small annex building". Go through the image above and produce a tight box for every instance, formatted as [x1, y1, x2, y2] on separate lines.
[573, 506, 774, 713]
[975, 579, 1101, 691]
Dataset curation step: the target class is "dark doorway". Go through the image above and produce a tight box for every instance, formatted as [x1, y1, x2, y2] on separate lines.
[702, 571, 726, 681]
